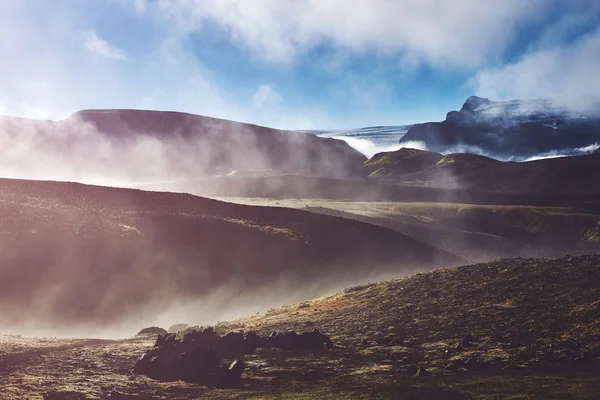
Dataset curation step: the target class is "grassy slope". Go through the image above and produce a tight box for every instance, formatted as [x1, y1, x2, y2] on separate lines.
[211, 198, 600, 262]
[136, 167, 600, 210]
[2, 255, 599, 399]
[362, 148, 443, 178]
[0, 178, 461, 328]
[369, 151, 600, 198]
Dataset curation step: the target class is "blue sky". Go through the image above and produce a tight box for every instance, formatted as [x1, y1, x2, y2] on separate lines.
[1, 0, 599, 129]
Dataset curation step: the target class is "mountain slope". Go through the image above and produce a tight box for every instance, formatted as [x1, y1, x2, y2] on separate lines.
[0, 110, 366, 183]
[2, 255, 599, 399]
[0, 178, 461, 330]
[363, 147, 443, 177]
[399, 96, 600, 159]
[364, 148, 600, 198]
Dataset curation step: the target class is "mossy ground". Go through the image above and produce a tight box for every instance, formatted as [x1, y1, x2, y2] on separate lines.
[2, 255, 599, 399]
[215, 198, 600, 261]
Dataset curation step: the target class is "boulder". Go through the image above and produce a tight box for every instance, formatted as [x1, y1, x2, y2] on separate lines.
[278, 331, 300, 351]
[228, 359, 246, 378]
[223, 331, 247, 356]
[266, 329, 334, 352]
[214, 359, 246, 388]
[132, 344, 224, 384]
[131, 327, 332, 385]
[176, 347, 221, 384]
[299, 329, 334, 350]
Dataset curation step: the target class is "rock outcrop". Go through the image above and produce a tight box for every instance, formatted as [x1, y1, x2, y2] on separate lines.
[136, 327, 168, 337]
[131, 328, 334, 387]
[399, 96, 600, 159]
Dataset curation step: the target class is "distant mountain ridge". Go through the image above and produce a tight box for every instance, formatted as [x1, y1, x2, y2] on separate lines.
[399, 96, 600, 158]
[364, 147, 600, 200]
[0, 109, 366, 183]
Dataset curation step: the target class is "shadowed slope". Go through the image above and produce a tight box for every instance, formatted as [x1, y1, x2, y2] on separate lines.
[2, 255, 598, 399]
[0, 178, 461, 330]
[362, 148, 600, 200]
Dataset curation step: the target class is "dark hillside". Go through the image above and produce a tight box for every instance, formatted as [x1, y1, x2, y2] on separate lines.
[399, 96, 600, 158]
[0, 110, 366, 181]
[2, 255, 599, 399]
[361, 148, 600, 204]
[0, 178, 460, 329]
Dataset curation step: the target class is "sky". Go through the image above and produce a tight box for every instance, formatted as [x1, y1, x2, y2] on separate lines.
[1, 0, 599, 130]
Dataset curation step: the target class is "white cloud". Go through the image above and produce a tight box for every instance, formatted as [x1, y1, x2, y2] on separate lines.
[251, 84, 283, 110]
[144, 0, 541, 67]
[470, 27, 600, 112]
[1, 0, 597, 131]
[83, 30, 127, 60]
[332, 136, 427, 158]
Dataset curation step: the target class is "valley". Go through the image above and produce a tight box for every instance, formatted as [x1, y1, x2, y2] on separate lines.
[1, 101, 599, 400]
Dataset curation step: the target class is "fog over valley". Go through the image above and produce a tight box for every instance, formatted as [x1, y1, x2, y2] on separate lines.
[1, 2, 600, 399]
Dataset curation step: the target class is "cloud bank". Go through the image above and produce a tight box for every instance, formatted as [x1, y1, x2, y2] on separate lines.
[471, 26, 600, 113]
[0, 0, 598, 129]
[143, 0, 540, 67]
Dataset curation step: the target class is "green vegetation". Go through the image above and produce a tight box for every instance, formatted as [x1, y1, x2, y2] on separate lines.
[585, 228, 600, 243]
[436, 155, 456, 165]
[214, 198, 600, 261]
[363, 152, 393, 167]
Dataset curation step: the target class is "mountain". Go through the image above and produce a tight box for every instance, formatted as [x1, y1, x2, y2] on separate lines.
[364, 148, 600, 198]
[0, 110, 366, 183]
[0, 178, 461, 330]
[304, 201, 600, 262]
[399, 96, 600, 159]
[363, 147, 444, 177]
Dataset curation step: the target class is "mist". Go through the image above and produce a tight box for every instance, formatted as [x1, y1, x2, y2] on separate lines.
[330, 135, 428, 158]
[0, 107, 597, 341]
[0, 166, 460, 339]
[0, 110, 365, 187]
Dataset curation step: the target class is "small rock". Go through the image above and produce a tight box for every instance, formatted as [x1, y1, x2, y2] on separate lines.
[460, 335, 476, 347]
[414, 367, 432, 377]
